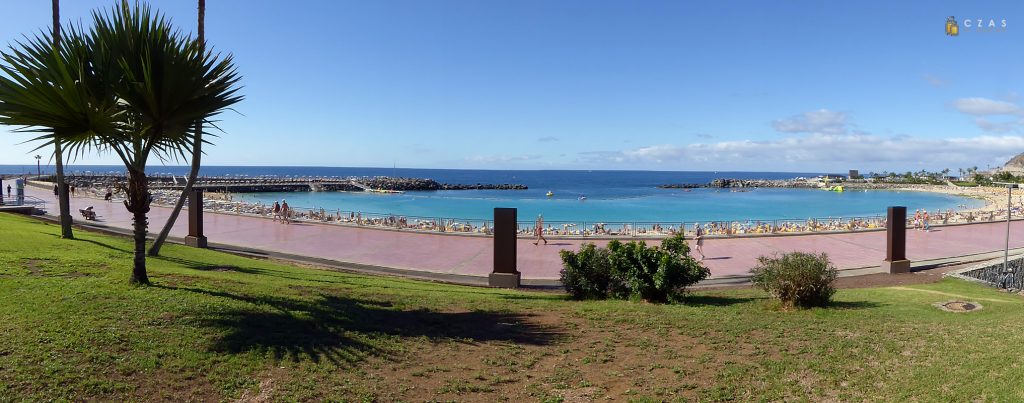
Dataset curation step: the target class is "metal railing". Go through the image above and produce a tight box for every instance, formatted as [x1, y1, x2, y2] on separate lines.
[1, 195, 48, 207]
[69, 185, 1023, 239]
[178, 195, 1021, 239]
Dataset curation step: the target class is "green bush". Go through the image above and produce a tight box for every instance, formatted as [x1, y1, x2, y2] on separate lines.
[559, 243, 617, 300]
[559, 234, 709, 302]
[751, 252, 837, 308]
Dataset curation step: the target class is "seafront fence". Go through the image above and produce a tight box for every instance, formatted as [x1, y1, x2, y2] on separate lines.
[187, 196, 1018, 238]
[41, 182, 1024, 239]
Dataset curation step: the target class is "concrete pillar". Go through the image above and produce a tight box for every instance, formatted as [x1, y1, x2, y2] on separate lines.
[489, 207, 521, 288]
[184, 189, 208, 248]
[882, 206, 910, 273]
[15, 178, 24, 205]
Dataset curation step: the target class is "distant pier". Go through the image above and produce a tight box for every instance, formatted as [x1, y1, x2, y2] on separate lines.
[62, 174, 527, 193]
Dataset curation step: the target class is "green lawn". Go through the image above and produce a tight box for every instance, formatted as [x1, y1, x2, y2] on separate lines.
[1, 212, 1023, 401]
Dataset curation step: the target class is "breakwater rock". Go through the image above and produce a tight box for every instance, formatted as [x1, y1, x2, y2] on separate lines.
[59, 174, 527, 193]
[658, 178, 818, 189]
[360, 177, 527, 191]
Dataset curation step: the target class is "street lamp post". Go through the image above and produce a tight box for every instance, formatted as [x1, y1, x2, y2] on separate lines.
[994, 182, 1019, 285]
[34, 155, 41, 177]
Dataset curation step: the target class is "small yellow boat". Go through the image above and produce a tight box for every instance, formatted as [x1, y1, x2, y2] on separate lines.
[546, 191, 554, 197]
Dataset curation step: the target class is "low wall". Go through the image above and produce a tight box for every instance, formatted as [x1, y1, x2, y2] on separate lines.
[953, 256, 1024, 290]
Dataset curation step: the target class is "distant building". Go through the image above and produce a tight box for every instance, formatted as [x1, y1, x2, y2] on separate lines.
[848, 169, 860, 179]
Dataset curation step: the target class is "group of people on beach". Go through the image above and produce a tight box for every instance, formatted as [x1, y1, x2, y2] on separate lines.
[35, 182, 1021, 241]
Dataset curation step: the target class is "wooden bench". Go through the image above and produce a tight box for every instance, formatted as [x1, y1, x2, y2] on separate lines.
[80, 208, 97, 221]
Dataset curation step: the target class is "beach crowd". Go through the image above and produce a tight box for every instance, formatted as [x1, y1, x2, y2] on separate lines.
[62, 184, 1024, 238]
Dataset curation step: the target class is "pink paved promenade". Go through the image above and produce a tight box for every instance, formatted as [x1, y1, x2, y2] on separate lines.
[22, 186, 1024, 280]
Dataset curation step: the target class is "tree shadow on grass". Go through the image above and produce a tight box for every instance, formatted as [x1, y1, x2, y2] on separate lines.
[682, 294, 764, 307]
[70, 237, 132, 254]
[827, 300, 884, 310]
[155, 255, 561, 300]
[155, 284, 564, 367]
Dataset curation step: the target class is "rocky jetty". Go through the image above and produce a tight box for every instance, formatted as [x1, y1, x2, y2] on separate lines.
[59, 174, 527, 193]
[658, 178, 818, 189]
[656, 183, 702, 189]
[359, 177, 527, 191]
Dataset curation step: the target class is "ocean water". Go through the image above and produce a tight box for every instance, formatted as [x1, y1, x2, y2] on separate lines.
[0, 165, 983, 222]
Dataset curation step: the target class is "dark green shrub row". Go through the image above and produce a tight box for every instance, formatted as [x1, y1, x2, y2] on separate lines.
[751, 252, 837, 308]
[559, 234, 709, 303]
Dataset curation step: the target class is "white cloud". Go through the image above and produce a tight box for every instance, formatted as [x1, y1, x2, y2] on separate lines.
[952, 97, 1022, 116]
[974, 118, 1023, 134]
[581, 134, 1024, 171]
[465, 154, 542, 163]
[772, 109, 848, 134]
[953, 97, 1024, 132]
[537, 136, 559, 143]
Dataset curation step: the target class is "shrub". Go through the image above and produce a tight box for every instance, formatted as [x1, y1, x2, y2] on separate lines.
[750, 252, 837, 308]
[559, 243, 615, 300]
[559, 234, 709, 302]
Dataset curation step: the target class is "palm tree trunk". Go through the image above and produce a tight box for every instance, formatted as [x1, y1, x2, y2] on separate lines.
[54, 142, 73, 239]
[52, 0, 74, 239]
[149, 0, 204, 256]
[126, 167, 151, 284]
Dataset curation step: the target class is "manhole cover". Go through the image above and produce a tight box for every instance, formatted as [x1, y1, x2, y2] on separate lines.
[934, 300, 983, 313]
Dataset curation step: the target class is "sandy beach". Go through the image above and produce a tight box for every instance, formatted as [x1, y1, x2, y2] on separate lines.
[887, 183, 1021, 216]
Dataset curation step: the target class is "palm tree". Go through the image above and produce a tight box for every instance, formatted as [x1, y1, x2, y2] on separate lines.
[0, 5, 114, 219]
[50, 0, 75, 239]
[1, 1, 241, 284]
[92, 2, 240, 283]
[150, 0, 206, 256]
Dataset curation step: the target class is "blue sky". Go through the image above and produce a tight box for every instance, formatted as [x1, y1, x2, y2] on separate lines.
[1, 1, 1022, 172]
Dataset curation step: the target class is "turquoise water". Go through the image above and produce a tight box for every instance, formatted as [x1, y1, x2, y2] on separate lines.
[0, 165, 982, 222]
[236, 187, 983, 223]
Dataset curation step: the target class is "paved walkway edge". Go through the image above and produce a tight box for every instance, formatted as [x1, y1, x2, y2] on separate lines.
[16, 212, 1024, 290]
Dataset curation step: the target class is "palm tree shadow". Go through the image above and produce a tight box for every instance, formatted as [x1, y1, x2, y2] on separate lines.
[70, 237, 132, 253]
[155, 284, 563, 367]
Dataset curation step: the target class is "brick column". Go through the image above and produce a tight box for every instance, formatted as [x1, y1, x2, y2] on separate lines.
[882, 206, 910, 273]
[489, 207, 521, 288]
[184, 189, 208, 248]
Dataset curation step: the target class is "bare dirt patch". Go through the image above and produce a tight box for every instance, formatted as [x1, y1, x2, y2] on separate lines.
[235, 368, 284, 403]
[343, 306, 784, 402]
[23, 259, 45, 275]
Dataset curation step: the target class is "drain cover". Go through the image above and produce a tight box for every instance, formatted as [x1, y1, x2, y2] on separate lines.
[934, 300, 982, 313]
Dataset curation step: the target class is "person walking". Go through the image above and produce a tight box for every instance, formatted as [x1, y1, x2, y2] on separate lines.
[533, 214, 547, 245]
[694, 223, 706, 261]
[53, 184, 59, 199]
[272, 200, 281, 222]
[281, 199, 291, 224]
[922, 209, 930, 232]
[6, 184, 11, 198]
[70, 185, 75, 198]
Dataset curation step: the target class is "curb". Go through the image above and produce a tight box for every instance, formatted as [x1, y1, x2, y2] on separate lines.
[18, 211, 1024, 290]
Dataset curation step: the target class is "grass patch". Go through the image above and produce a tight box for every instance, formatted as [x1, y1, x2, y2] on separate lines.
[1, 212, 1024, 401]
